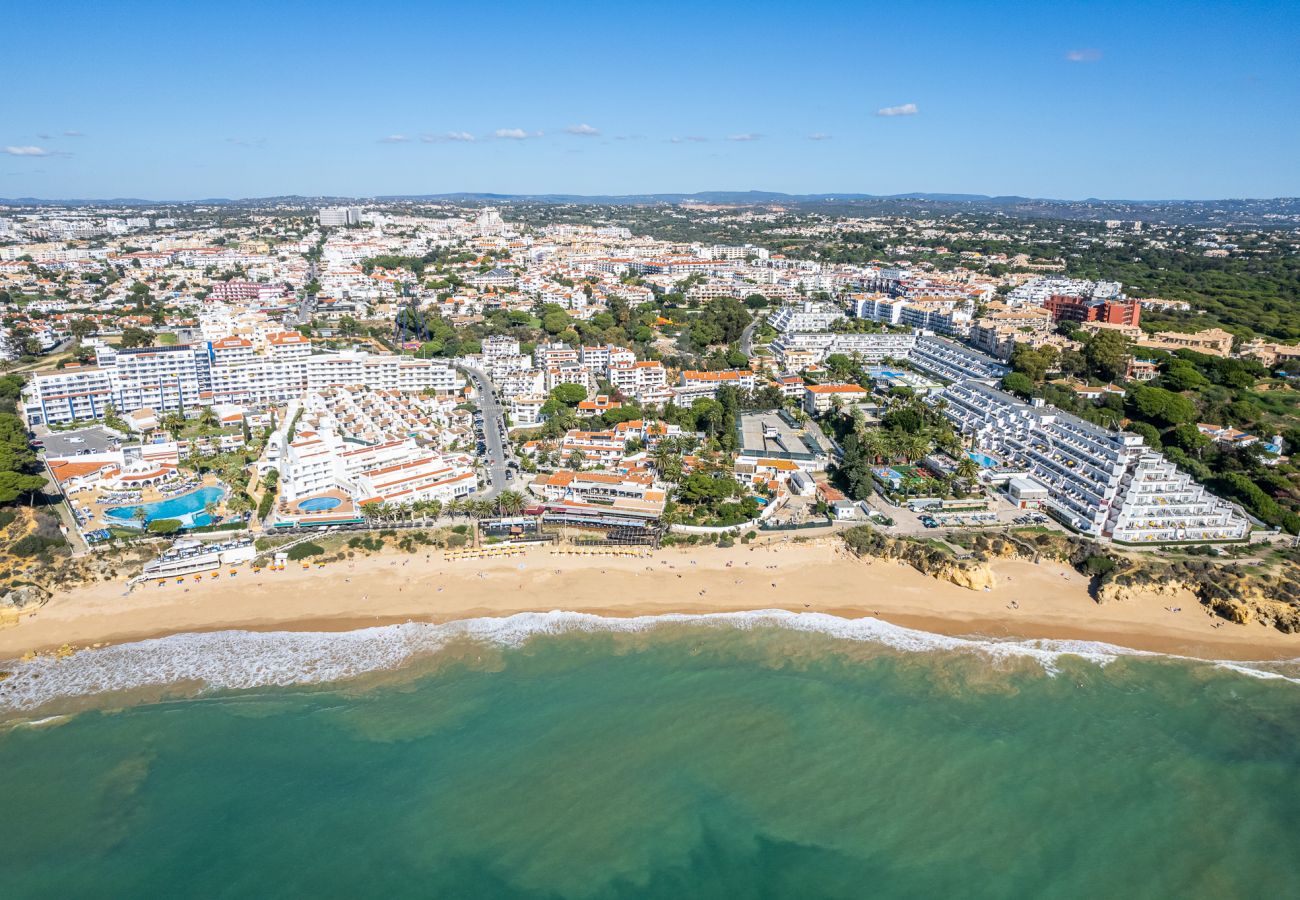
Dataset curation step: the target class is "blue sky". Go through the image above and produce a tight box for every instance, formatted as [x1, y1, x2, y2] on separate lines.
[4, 0, 1298, 200]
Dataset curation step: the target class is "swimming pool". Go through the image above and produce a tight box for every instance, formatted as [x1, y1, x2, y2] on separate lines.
[298, 497, 342, 513]
[106, 486, 225, 528]
[967, 452, 999, 469]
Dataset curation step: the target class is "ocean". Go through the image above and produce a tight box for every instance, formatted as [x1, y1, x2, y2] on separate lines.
[1, 612, 1299, 898]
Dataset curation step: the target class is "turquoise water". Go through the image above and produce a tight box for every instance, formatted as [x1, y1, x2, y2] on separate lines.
[106, 486, 224, 526]
[299, 496, 342, 512]
[2, 616, 1299, 898]
[968, 451, 999, 469]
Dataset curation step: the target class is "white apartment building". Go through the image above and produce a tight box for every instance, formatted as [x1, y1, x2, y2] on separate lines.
[579, 344, 636, 370]
[534, 342, 580, 369]
[908, 336, 1009, 385]
[941, 381, 1248, 543]
[1006, 276, 1124, 307]
[672, 369, 758, 403]
[768, 302, 844, 333]
[276, 428, 476, 509]
[607, 361, 668, 400]
[481, 335, 521, 362]
[509, 394, 547, 427]
[96, 343, 211, 417]
[770, 331, 917, 367]
[803, 383, 869, 416]
[23, 338, 462, 426]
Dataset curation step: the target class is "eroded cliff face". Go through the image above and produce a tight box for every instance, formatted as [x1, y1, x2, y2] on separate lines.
[1097, 567, 1300, 633]
[841, 526, 995, 592]
[842, 525, 1300, 633]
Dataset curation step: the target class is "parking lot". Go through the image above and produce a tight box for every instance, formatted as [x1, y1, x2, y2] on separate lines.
[34, 425, 123, 458]
[857, 489, 1060, 535]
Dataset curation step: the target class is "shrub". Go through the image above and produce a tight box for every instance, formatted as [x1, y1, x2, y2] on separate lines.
[0, 509, 16, 529]
[446, 533, 469, 548]
[1081, 554, 1116, 577]
[147, 518, 183, 534]
[451, 524, 469, 535]
[286, 541, 324, 561]
[718, 536, 735, 548]
[12, 533, 65, 556]
[257, 485, 277, 519]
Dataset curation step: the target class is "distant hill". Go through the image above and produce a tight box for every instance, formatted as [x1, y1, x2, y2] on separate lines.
[2, 192, 1297, 227]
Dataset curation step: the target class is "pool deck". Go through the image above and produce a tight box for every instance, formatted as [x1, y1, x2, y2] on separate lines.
[81, 475, 226, 529]
[276, 489, 358, 526]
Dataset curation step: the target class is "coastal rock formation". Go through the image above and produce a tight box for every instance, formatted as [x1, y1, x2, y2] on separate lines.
[843, 525, 1300, 633]
[841, 526, 995, 592]
[1, 584, 50, 610]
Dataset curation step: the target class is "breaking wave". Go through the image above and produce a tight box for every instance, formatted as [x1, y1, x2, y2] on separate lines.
[1, 610, 1296, 712]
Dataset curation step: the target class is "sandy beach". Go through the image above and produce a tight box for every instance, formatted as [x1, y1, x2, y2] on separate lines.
[3, 539, 1298, 664]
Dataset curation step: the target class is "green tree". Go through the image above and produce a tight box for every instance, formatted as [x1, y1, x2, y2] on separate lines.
[1128, 385, 1197, 427]
[1002, 372, 1035, 398]
[1083, 330, 1130, 382]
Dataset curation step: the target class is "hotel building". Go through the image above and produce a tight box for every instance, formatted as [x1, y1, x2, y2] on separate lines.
[940, 380, 1249, 543]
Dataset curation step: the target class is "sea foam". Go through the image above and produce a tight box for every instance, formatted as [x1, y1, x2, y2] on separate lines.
[0, 610, 1294, 712]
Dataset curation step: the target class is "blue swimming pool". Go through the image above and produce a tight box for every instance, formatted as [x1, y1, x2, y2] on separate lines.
[967, 452, 999, 469]
[106, 486, 225, 527]
[298, 497, 342, 513]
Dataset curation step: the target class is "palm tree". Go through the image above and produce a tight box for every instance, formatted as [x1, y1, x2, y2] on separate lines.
[899, 433, 929, 464]
[567, 449, 586, 470]
[162, 411, 187, 441]
[859, 428, 888, 465]
[658, 453, 684, 484]
[955, 457, 980, 483]
[471, 498, 495, 519]
[446, 497, 466, 519]
[496, 490, 526, 516]
[651, 441, 676, 476]
[198, 406, 218, 429]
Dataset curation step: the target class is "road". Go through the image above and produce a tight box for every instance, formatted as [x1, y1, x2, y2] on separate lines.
[458, 364, 511, 499]
[739, 313, 762, 357]
[286, 262, 318, 328]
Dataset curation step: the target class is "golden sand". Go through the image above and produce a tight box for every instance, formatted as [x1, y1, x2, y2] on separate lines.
[3, 539, 1297, 663]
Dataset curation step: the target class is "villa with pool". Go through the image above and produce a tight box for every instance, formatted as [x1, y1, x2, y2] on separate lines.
[47, 442, 234, 532]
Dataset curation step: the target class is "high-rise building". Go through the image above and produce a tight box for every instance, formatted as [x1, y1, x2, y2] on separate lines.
[318, 207, 361, 227]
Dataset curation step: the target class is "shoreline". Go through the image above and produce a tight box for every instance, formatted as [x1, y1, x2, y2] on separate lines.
[3, 541, 1298, 665]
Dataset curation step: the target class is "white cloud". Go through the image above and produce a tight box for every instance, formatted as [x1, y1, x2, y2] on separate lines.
[565, 123, 599, 136]
[727, 133, 762, 141]
[875, 103, 918, 117]
[3, 146, 52, 156]
[1066, 48, 1102, 62]
[378, 134, 411, 143]
[63, 130, 85, 137]
[494, 128, 542, 140]
[808, 132, 832, 141]
[36, 133, 52, 140]
[670, 135, 709, 144]
[420, 132, 477, 143]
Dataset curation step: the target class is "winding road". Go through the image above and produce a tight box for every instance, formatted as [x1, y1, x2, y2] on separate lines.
[739, 313, 762, 357]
